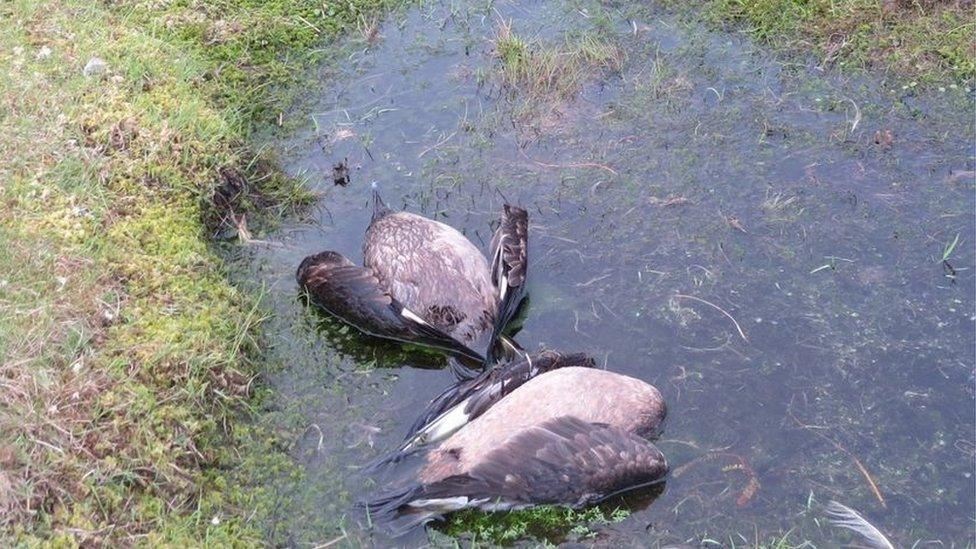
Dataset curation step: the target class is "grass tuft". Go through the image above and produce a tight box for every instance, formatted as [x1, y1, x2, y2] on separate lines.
[491, 19, 624, 123]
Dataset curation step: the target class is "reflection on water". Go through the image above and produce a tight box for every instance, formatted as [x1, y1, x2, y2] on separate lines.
[232, 0, 975, 545]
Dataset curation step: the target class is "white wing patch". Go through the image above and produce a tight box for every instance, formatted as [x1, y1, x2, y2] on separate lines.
[408, 496, 470, 511]
[416, 398, 473, 445]
[400, 307, 431, 327]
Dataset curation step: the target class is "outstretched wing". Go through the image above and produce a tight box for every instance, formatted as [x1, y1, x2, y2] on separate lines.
[366, 352, 596, 470]
[487, 205, 528, 359]
[297, 251, 484, 363]
[366, 415, 668, 535]
[442, 415, 669, 506]
[364, 416, 668, 536]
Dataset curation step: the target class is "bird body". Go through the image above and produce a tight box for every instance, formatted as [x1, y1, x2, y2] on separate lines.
[419, 367, 666, 481]
[364, 211, 498, 347]
[297, 192, 528, 365]
[368, 351, 597, 469]
[366, 368, 668, 533]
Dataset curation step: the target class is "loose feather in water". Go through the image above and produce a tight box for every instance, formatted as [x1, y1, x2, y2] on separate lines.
[825, 500, 894, 549]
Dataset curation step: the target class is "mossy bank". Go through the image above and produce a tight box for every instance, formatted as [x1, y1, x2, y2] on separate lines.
[0, 0, 391, 544]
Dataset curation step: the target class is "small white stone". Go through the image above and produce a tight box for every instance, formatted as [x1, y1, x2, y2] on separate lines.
[83, 57, 108, 77]
[36, 46, 52, 59]
[211, 515, 220, 525]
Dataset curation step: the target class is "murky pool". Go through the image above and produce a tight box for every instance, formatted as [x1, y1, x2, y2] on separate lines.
[230, 0, 975, 545]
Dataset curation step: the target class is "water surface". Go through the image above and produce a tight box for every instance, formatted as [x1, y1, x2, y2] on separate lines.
[234, 1, 976, 545]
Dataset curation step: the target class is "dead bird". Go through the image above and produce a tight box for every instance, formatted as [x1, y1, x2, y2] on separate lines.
[367, 350, 596, 469]
[365, 367, 668, 534]
[297, 190, 527, 365]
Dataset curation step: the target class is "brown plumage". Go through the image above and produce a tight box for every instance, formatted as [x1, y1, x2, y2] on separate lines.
[420, 367, 666, 481]
[364, 210, 497, 345]
[366, 368, 668, 533]
[366, 351, 597, 469]
[296, 191, 528, 365]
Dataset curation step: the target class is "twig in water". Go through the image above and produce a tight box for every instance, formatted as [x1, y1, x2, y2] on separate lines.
[844, 98, 861, 135]
[418, 130, 458, 158]
[312, 533, 349, 549]
[791, 411, 886, 508]
[672, 294, 749, 342]
[528, 156, 618, 175]
[577, 273, 612, 287]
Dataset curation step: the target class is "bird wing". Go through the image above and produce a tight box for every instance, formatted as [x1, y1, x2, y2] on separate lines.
[487, 204, 528, 360]
[366, 352, 597, 471]
[419, 415, 669, 507]
[408, 352, 595, 443]
[296, 251, 484, 363]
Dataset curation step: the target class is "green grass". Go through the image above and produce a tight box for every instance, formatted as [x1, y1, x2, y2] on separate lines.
[659, 0, 975, 85]
[941, 232, 961, 262]
[0, 0, 392, 544]
[442, 505, 631, 544]
[492, 20, 624, 122]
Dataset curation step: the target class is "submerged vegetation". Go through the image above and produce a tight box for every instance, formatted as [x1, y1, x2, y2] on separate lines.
[660, 0, 975, 84]
[440, 505, 631, 544]
[491, 19, 624, 122]
[0, 0, 392, 543]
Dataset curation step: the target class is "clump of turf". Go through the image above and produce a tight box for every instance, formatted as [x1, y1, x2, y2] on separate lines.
[440, 505, 631, 545]
[491, 19, 625, 125]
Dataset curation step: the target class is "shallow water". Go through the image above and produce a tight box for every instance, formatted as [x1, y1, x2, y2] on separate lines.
[233, 0, 975, 545]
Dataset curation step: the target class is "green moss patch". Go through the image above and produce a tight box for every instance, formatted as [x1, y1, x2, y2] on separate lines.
[440, 505, 631, 545]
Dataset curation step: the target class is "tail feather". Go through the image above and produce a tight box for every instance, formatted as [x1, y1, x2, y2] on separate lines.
[362, 483, 459, 537]
[487, 204, 528, 364]
[372, 187, 393, 222]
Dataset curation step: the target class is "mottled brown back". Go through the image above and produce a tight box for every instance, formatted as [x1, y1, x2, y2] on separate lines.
[364, 212, 497, 343]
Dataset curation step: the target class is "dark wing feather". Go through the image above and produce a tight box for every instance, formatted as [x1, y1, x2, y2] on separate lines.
[364, 416, 667, 536]
[410, 351, 594, 440]
[418, 416, 669, 507]
[487, 205, 528, 361]
[297, 251, 484, 363]
[460, 352, 594, 421]
[365, 352, 597, 471]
